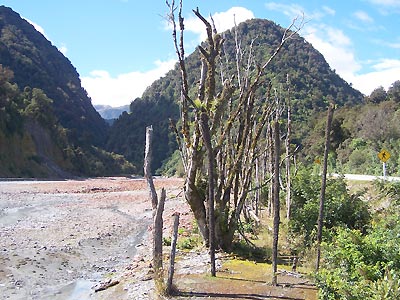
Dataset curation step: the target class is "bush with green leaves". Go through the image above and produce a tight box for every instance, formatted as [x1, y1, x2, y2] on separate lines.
[373, 179, 400, 205]
[316, 213, 400, 300]
[288, 166, 371, 249]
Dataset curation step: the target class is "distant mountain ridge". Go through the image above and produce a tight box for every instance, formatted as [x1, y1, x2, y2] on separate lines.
[107, 18, 364, 173]
[94, 104, 129, 120]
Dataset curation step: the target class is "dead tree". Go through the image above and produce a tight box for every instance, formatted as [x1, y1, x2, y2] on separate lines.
[272, 103, 281, 286]
[285, 75, 293, 219]
[166, 0, 304, 254]
[144, 126, 166, 289]
[315, 103, 334, 271]
[166, 212, 180, 294]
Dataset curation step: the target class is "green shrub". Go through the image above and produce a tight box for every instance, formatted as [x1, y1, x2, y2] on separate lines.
[316, 214, 400, 300]
[288, 167, 371, 249]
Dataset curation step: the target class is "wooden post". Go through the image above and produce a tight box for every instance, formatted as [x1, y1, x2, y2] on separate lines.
[316, 103, 334, 271]
[285, 78, 292, 219]
[144, 125, 165, 290]
[144, 126, 158, 210]
[272, 119, 280, 286]
[153, 189, 165, 282]
[166, 212, 180, 295]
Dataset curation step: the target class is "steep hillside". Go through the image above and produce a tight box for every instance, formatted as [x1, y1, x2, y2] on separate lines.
[0, 6, 107, 146]
[0, 6, 134, 177]
[107, 18, 364, 173]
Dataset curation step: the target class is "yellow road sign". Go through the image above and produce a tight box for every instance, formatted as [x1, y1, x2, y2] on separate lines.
[378, 149, 391, 163]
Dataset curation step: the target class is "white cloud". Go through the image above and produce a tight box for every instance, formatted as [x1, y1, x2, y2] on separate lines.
[264, 2, 335, 21]
[388, 42, 400, 49]
[322, 6, 336, 16]
[265, 2, 304, 19]
[304, 24, 360, 81]
[368, 0, 400, 7]
[349, 59, 400, 95]
[81, 59, 177, 107]
[184, 7, 255, 42]
[24, 18, 47, 37]
[303, 24, 399, 95]
[353, 10, 374, 23]
[367, 0, 400, 14]
[58, 44, 68, 55]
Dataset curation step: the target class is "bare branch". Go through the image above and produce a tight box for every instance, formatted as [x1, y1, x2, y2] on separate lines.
[261, 14, 305, 70]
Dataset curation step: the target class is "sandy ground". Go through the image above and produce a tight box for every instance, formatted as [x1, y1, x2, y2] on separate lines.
[0, 177, 189, 300]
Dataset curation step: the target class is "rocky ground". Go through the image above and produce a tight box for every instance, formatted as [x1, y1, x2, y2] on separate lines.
[0, 177, 190, 300]
[0, 177, 317, 300]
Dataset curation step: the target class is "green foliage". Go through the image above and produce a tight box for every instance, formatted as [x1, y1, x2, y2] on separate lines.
[22, 87, 56, 126]
[388, 80, 400, 103]
[304, 96, 400, 177]
[373, 179, 400, 205]
[231, 239, 270, 262]
[367, 86, 387, 104]
[157, 150, 184, 177]
[1, 6, 107, 147]
[177, 235, 202, 250]
[371, 269, 400, 300]
[162, 237, 171, 246]
[0, 63, 132, 177]
[0, 8, 136, 178]
[64, 145, 135, 177]
[288, 166, 371, 249]
[106, 91, 179, 174]
[316, 213, 400, 300]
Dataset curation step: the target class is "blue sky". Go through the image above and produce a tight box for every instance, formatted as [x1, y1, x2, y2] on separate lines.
[2, 0, 400, 107]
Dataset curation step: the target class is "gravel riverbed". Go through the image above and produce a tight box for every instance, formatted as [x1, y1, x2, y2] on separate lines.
[0, 177, 188, 300]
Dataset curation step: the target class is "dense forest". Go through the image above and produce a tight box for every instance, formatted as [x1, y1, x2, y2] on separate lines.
[0, 64, 134, 177]
[0, 6, 134, 177]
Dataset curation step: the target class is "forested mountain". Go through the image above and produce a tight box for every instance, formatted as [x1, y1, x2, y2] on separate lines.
[0, 6, 133, 177]
[107, 18, 363, 173]
[0, 6, 107, 146]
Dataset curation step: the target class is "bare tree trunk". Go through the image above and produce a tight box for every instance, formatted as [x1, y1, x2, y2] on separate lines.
[154, 189, 166, 283]
[254, 156, 260, 216]
[144, 126, 158, 210]
[315, 103, 334, 271]
[144, 125, 165, 289]
[272, 119, 281, 286]
[285, 96, 292, 219]
[167, 212, 180, 295]
[267, 123, 274, 217]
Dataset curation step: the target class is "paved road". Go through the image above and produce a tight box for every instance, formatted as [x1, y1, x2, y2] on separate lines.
[333, 173, 400, 182]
